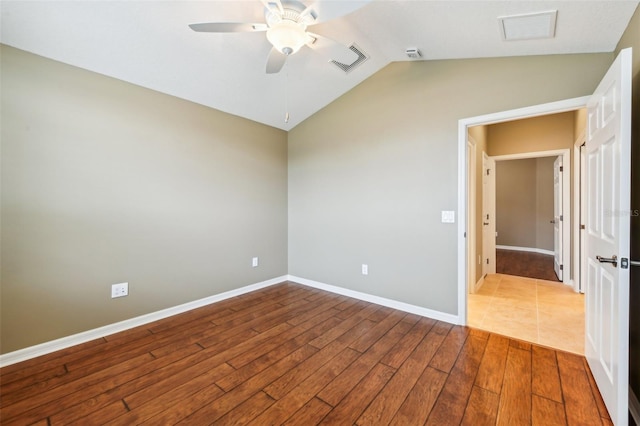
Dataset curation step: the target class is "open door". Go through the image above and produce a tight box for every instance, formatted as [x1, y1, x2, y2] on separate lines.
[482, 153, 496, 276]
[553, 156, 563, 281]
[585, 48, 631, 425]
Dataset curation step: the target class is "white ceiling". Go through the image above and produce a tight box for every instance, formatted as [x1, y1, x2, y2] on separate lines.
[1, 1, 638, 131]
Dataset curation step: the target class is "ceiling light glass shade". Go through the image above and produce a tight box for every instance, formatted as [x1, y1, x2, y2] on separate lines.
[266, 20, 308, 55]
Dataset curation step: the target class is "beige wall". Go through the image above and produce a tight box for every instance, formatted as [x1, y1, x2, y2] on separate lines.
[0, 46, 289, 353]
[289, 53, 613, 315]
[495, 158, 554, 251]
[487, 111, 576, 156]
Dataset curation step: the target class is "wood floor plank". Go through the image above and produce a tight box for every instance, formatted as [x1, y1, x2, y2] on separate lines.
[475, 333, 510, 394]
[1, 352, 155, 424]
[104, 364, 231, 425]
[425, 335, 488, 425]
[283, 397, 333, 425]
[248, 348, 361, 425]
[318, 363, 396, 425]
[460, 386, 500, 426]
[428, 325, 471, 373]
[308, 304, 380, 349]
[214, 391, 276, 425]
[583, 357, 612, 421]
[496, 346, 531, 426]
[137, 382, 225, 425]
[226, 308, 340, 370]
[532, 344, 563, 403]
[262, 318, 376, 400]
[356, 321, 450, 425]
[390, 366, 447, 426]
[532, 394, 567, 426]
[217, 316, 342, 392]
[348, 310, 406, 353]
[175, 345, 319, 424]
[556, 351, 603, 426]
[46, 344, 209, 424]
[380, 316, 436, 369]
[315, 318, 415, 407]
[0, 282, 609, 426]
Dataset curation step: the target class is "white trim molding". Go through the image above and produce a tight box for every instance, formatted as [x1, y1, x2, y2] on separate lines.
[496, 245, 554, 256]
[288, 275, 460, 325]
[0, 276, 287, 367]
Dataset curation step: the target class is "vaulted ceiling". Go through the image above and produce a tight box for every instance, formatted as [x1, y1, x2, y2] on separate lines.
[1, 1, 638, 130]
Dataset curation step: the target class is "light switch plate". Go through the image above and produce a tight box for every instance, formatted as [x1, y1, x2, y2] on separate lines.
[441, 210, 455, 223]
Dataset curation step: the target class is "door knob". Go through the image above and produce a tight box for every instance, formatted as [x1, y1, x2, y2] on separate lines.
[596, 255, 618, 267]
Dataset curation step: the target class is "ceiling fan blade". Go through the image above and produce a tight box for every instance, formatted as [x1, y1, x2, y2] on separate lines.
[307, 32, 358, 64]
[266, 47, 287, 74]
[188, 22, 267, 33]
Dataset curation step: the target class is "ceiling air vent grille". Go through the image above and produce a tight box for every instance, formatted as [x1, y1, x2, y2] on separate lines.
[330, 44, 368, 74]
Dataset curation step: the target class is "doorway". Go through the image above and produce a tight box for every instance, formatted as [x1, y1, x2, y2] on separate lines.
[488, 150, 571, 284]
[456, 96, 589, 336]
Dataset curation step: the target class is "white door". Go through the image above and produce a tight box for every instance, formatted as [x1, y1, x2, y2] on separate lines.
[482, 153, 496, 276]
[585, 48, 631, 426]
[553, 156, 563, 281]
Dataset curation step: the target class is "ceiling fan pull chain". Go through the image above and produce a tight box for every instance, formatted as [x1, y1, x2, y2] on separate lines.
[284, 69, 290, 123]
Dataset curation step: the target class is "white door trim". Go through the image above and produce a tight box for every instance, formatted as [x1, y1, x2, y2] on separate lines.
[457, 96, 589, 324]
[574, 132, 587, 293]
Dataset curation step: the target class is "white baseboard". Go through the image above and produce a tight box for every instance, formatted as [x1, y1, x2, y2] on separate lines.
[496, 245, 554, 256]
[630, 386, 640, 425]
[0, 275, 287, 367]
[287, 275, 459, 325]
[1, 274, 461, 367]
[474, 275, 485, 293]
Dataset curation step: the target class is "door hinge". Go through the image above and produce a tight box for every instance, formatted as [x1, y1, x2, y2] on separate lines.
[560, 215, 563, 221]
[560, 166, 563, 172]
[560, 264, 563, 271]
[486, 169, 490, 175]
[464, 232, 467, 238]
[486, 259, 489, 264]
[581, 224, 586, 230]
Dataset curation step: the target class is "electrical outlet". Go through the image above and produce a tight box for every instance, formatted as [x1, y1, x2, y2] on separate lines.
[111, 282, 128, 298]
[362, 264, 368, 275]
[252, 257, 259, 267]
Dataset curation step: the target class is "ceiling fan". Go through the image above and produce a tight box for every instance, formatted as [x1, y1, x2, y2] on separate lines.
[189, 0, 361, 74]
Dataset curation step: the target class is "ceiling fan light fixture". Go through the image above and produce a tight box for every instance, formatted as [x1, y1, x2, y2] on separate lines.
[266, 20, 308, 55]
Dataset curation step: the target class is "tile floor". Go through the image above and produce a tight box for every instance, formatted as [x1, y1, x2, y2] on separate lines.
[468, 273, 585, 354]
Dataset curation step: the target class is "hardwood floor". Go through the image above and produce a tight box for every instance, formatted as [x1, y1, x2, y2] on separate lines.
[496, 249, 560, 282]
[0, 282, 610, 425]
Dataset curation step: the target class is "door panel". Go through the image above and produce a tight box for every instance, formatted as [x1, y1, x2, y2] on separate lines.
[585, 48, 631, 426]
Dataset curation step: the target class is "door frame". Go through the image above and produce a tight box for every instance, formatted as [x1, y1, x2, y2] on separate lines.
[457, 96, 589, 324]
[467, 137, 477, 293]
[489, 149, 571, 285]
[573, 133, 587, 293]
[482, 153, 497, 277]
